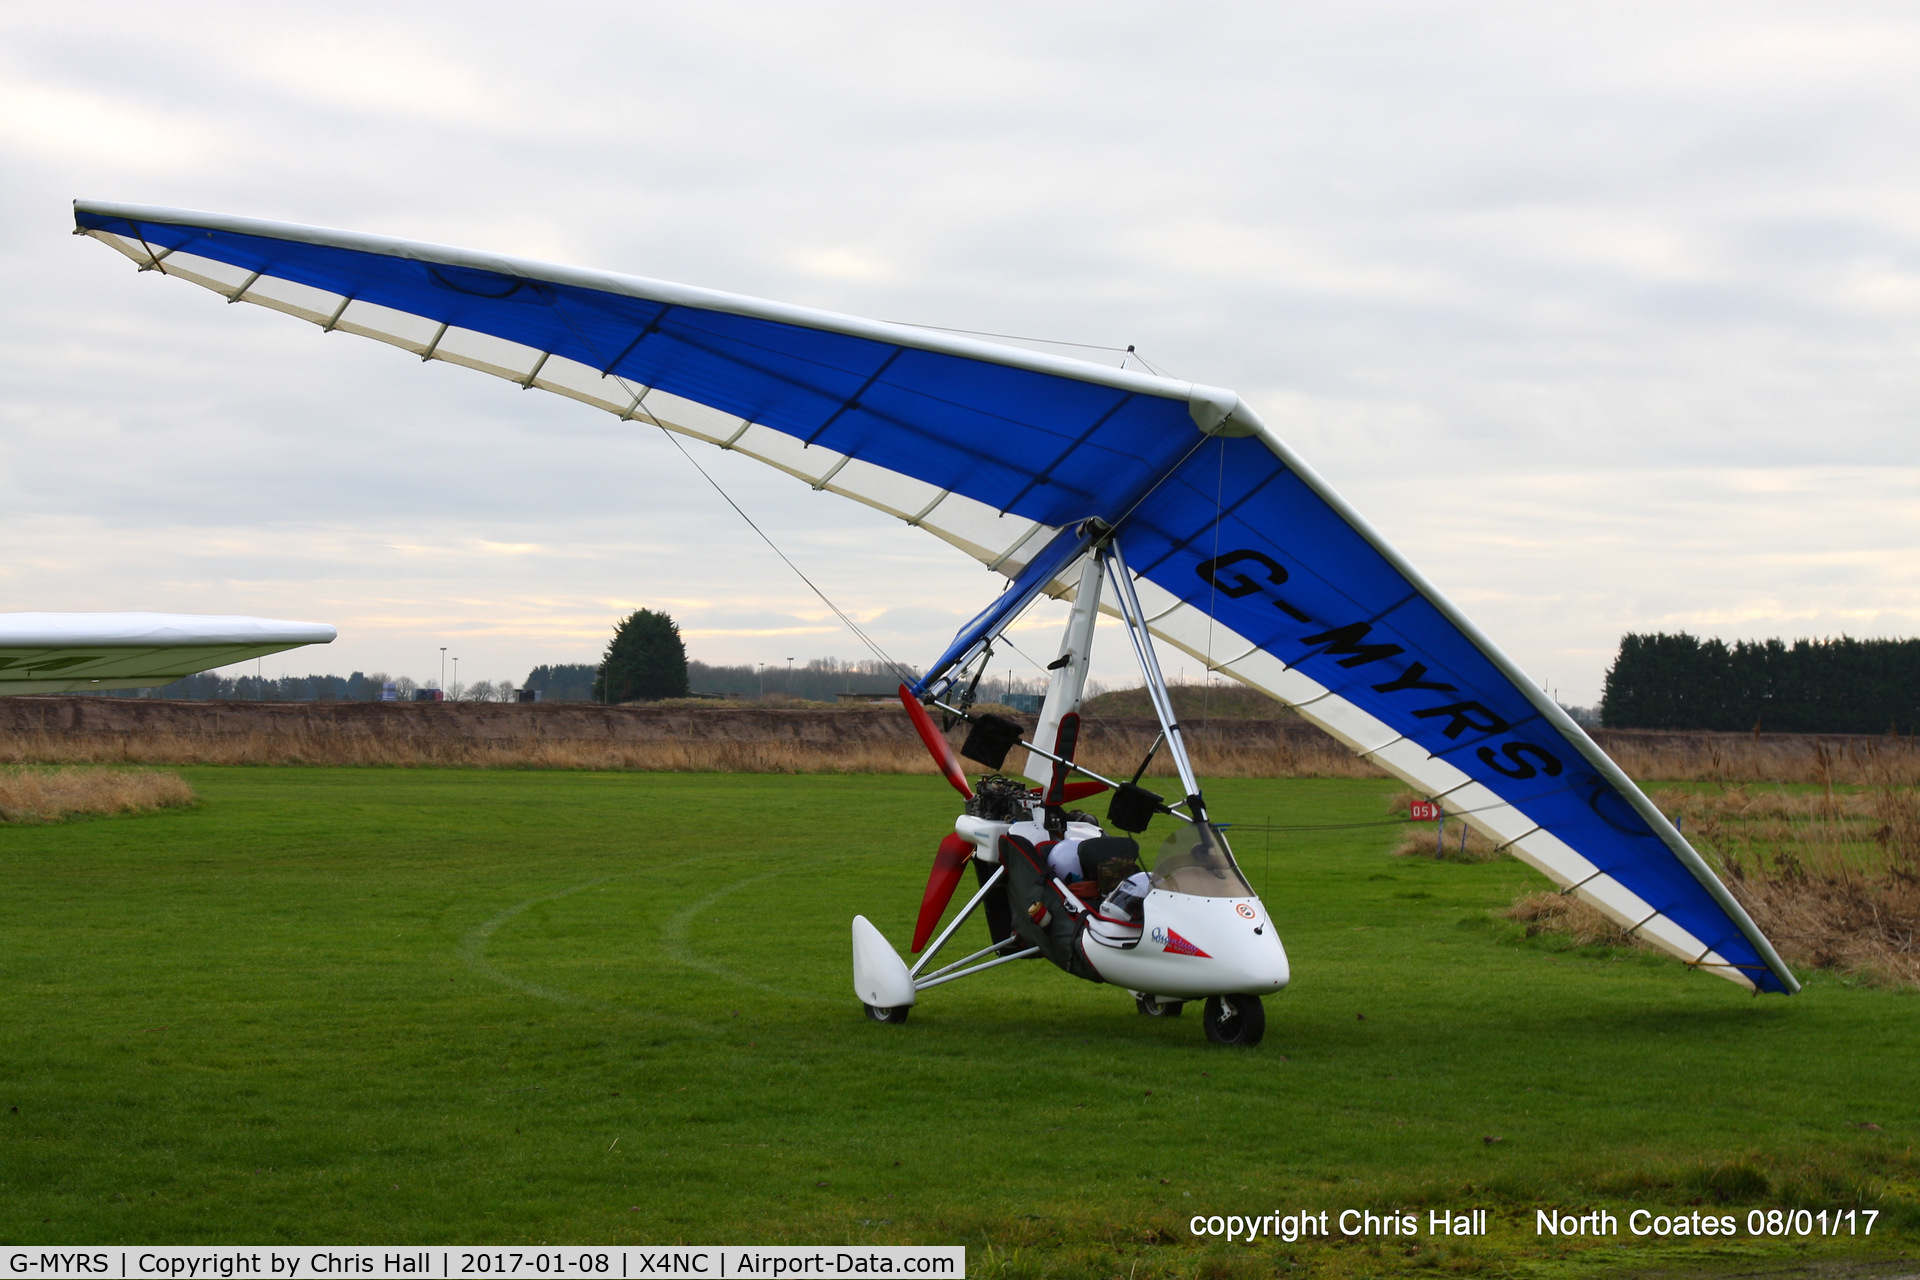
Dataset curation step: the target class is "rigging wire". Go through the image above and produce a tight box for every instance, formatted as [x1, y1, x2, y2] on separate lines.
[995, 631, 1053, 676]
[1128, 349, 1174, 378]
[879, 320, 1132, 355]
[604, 348, 1190, 701]
[1225, 817, 1423, 833]
[646, 422, 919, 687]
[878, 318, 1179, 380]
[1223, 779, 1589, 834]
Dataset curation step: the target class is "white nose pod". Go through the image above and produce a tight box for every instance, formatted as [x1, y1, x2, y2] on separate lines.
[851, 915, 915, 1009]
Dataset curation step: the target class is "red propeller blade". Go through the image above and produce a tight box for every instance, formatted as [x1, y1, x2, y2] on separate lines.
[1058, 779, 1110, 802]
[898, 683, 973, 800]
[913, 833, 975, 952]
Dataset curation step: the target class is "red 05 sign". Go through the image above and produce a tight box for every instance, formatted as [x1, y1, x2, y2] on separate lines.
[1408, 800, 1441, 821]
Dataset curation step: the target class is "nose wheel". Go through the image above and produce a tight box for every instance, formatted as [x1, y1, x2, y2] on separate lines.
[1201, 994, 1265, 1046]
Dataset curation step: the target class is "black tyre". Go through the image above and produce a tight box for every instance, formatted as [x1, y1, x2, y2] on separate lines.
[1201, 994, 1265, 1046]
[1134, 993, 1184, 1018]
[863, 1003, 910, 1025]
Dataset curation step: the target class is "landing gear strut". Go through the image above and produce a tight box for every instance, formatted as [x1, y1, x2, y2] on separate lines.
[1134, 992, 1184, 1018]
[1201, 994, 1265, 1046]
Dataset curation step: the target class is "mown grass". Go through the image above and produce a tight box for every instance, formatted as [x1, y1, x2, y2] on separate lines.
[0, 769, 1914, 1276]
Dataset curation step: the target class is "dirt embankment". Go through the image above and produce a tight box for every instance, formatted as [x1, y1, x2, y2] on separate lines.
[0, 697, 1375, 776]
[2, 697, 1914, 783]
[1587, 727, 1920, 786]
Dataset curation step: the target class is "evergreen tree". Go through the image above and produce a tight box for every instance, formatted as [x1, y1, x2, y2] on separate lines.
[592, 609, 690, 703]
[1602, 631, 1920, 732]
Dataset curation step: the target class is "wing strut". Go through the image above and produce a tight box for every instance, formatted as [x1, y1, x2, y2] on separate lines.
[1103, 540, 1205, 820]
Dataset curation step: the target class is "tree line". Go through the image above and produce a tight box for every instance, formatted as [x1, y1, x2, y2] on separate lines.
[1600, 632, 1920, 733]
[96, 671, 524, 702]
[77, 607, 1075, 706]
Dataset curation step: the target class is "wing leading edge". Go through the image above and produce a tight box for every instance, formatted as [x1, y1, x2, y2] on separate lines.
[71, 200, 1795, 993]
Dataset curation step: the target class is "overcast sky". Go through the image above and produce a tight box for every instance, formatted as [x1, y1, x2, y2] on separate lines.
[4, 3, 1917, 704]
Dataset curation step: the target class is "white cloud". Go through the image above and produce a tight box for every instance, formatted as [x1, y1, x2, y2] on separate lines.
[2, 2, 1917, 703]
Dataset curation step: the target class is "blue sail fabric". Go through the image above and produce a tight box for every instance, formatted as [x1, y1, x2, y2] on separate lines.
[72, 207, 1201, 535]
[1117, 437, 1789, 992]
[72, 201, 1794, 993]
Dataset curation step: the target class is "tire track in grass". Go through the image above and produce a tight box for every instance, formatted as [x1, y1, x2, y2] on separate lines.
[460, 863, 723, 1029]
[459, 873, 626, 1007]
[657, 870, 837, 1002]
[460, 860, 832, 1015]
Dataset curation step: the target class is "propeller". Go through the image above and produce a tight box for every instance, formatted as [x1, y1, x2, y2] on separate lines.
[1044, 712, 1082, 807]
[898, 683, 973, 800]
[913, 833, 975, 952]
[1040, 714, 1111, 805]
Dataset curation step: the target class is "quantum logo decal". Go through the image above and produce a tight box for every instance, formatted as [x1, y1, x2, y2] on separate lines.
[1235, 903, 1257, 920]
[1151, 926, 1211, 958]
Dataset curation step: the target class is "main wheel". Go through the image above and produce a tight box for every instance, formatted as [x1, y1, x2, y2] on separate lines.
[1134, 992, 1184, 1018]
[864, 1003, 911, 1024]
[1201, 994, 1265, 1046]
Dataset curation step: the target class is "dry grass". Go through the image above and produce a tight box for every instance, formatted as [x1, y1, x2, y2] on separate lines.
[0, 730, 939, 774]
[1074, 720, 1383, 780]
[1150, 736, 1382, 781]
[1504, 891, 1645, 949]
[1081, 682, 1299, 721]
[1496, 774, 1920, 988]
[0, 720, 1385, 779]
[1387, 737, 1920, 987]
[0, 765, 196, 823]
[1650, 777, 1920, 989]
[1598, 730, 1920, 786]
[1384, 790, 1508, 861]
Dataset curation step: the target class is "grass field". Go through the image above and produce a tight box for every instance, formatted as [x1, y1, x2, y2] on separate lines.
[1, 767, 1915, 1277]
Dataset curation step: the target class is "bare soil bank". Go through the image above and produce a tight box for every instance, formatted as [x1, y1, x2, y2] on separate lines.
[1, 697, 1912, 782]
[0, 697, 1372, 776]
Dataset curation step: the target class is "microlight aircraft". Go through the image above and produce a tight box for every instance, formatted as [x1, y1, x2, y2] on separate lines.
[72, 200, 1799, 1045]
[855, 534, 1294, 1044]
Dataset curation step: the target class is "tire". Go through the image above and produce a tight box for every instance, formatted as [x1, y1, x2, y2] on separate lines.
[863, 1003, 910, 1025]
[1134, 993, 1184, 1018]
[1201, 994, 1265, 1046]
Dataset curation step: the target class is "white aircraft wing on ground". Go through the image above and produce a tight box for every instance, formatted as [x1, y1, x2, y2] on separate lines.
[0, 613, 337, 695]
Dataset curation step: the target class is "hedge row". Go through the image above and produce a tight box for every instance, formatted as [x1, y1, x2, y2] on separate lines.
[1600, 632, 1920, 733]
